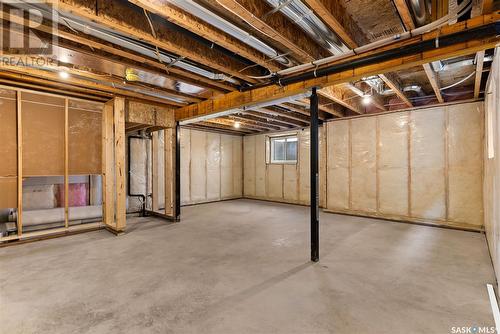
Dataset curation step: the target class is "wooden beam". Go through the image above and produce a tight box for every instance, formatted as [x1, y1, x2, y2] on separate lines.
[474, 50, 485, 98]
[51, 0, 259, 82]
[422, 63, 445, 103]
[379, 73, 413, 107]
[175, 13, 499, 120]
[393, 0, 416, 30]
[216, 0, 324, 62]
[302, 0, 368, 48]
[128, 0, 282, 71]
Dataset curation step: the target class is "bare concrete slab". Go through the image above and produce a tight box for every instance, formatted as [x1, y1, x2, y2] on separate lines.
[0, 199, 496, 333]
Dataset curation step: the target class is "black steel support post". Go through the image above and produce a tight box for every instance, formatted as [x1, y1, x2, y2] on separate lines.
[310, 87, 319, 262]
[175, 123, 181, 221]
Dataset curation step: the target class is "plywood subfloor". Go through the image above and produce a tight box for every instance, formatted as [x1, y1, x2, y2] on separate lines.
[0, 199, 495, 333]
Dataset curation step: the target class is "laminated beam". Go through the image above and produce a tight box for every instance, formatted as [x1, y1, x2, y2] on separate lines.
[128, 0, 282, 71]
[175, 13, 499, 121]
[48, 0, 260, 83]
[423, 63, 445, 103]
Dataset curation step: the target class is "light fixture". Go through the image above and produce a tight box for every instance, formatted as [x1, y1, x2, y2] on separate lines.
[234, 121, 241, 129]
[362, 95, 372, 105]
[59, 71, 70, 79]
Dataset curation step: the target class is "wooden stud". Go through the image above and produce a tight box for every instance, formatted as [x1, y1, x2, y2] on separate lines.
[164, 128, 174, 216]
[64, 98, 69, 229]
[474, 50, 485, 98]
[102, 99, 115, 229]
[16, 91, 22, 237]
[152, 131, 159, 212]
[114, 97, 126, 232]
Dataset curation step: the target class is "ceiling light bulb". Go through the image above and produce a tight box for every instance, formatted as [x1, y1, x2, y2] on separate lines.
[234, 121, 241, 129]
[59, 71, 70, 79]
[362, 95, 372, 105]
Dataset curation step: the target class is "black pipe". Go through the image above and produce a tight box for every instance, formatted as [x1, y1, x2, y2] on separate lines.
[310, 87, 319, 262]
[241, 21, 500, 91]
[175, 123, 181, 221]
[128, 136, 148, 217]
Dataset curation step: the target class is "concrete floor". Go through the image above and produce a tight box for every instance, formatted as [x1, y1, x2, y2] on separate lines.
[0, 199, 496, 333]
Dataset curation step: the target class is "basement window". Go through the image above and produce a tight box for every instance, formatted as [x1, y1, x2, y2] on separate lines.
[270, 135, 298, 164]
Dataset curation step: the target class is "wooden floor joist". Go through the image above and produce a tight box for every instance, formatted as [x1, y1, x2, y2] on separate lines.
[175, 13, 499, 121]
[48, 0, 261, 83]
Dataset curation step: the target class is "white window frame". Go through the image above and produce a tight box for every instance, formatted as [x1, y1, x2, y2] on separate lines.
[269, 135, 298, 164]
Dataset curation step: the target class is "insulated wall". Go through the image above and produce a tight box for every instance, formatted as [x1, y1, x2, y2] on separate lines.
[326, 102, 484, 229]
[180, 128, 242, 205]
[243, 128, 327, 207]
[484, 48, 500, 289]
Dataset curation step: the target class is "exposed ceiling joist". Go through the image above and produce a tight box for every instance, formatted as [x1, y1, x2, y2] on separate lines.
[0, 65, 182, 107]
[392, 0, 416, 31]
[302, 0, 368, 48]
[50, 0, 260, 83]
[422, 63, 445, 103]
[238, 110, 296, 129]
[227, 115, 282, 131]
[379, 73, 413, 107]
[208, 117, 271, 131]
[319, 86, 361, 115]
[474, 50, 485, 98]
[262, 106, 311, 123]
[216, 0, 324, 62]
[198, 121, 255, 134]
[175, 13, 499, 121]
[2, 9, 234, 93]
[128, 0, 282, 72]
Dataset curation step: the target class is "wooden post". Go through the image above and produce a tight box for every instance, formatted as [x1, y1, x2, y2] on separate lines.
[64, 98, 69, 229]
[152, 131, 159, 212]
[175, 123, 181, 220]
[16, 91, 22, 236]
[102, 99, 115, 229]
[164, 128, 174, 216]
[114, 97, 126, 231]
